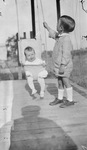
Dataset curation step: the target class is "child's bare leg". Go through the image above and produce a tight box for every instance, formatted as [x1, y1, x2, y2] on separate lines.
[49, 77, 64, 106]
[58, 77, 64, 89]
[38, 70, 48, 98]
[38, 77, 45, 98]
[57, 77, 64, 100]
[27, 76, 37, 95]
[62, 77, 71, 88]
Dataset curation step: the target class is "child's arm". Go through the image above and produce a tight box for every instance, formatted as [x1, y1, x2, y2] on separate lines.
[21, 61, 26, 66]
[43, 22, 51, 32]
[61, 38, 72, 65]
[39, 60, 46, 67]
[43, 22, 58, 39]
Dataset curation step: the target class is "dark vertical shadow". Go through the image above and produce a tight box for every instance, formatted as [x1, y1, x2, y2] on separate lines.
[9, 105, 78, 150]
[25, 83, 31, 95]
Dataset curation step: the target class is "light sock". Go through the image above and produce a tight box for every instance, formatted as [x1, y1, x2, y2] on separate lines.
[66, 87, 73, 102]
[58, 89, 64, 100]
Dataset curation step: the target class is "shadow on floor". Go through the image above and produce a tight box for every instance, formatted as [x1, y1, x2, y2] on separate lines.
[46, 83, 58, 98]
[9, 105, 78, 150]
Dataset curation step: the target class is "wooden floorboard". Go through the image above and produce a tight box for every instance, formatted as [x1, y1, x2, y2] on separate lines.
[0, 79, 87, 150]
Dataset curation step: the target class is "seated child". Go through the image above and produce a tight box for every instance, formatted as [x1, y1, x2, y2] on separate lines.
[24, 46, 48, 98]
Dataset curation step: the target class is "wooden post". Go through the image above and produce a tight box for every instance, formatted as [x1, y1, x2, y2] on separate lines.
[30, 0, 36, 39]
[56, 0, 61, 22]
[15, 0, 22, 79]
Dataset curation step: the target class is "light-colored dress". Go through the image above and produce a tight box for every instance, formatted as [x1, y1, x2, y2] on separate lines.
[49, 29, 73, 77]
[24, 58, 48, 78]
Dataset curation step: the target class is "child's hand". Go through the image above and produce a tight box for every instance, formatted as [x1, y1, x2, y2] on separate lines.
[53, 69, 58, 77]
[42, 61, 46, 67]
[43, 22, 48, 29]
[59, 65, 65, 74]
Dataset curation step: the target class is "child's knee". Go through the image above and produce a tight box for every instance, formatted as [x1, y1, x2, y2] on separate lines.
[38, 70, 48, 78]
[25, 71, 32, 77]
[27, 76, 34, 83]
[37, 76, 45, 84]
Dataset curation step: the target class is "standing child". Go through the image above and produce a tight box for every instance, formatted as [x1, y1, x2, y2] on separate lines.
[43, 15, 75, 108]
[24, 46, 48, 99]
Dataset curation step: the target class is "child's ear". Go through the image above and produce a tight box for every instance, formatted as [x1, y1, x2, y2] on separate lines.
[24, 52, 27, 60]
[61, 25, 64, 32]
[24, 51, 26, 57]
[24, 51, 26, 55]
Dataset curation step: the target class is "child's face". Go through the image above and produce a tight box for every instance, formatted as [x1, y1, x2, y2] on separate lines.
[25, 50, 35, 62]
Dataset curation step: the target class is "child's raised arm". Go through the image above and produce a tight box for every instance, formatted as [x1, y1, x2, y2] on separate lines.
[43, 22, 58, 39]
[43, 22, 51, 32]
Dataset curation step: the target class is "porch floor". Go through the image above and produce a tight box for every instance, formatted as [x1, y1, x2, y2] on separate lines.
[0, 79, 87, 150]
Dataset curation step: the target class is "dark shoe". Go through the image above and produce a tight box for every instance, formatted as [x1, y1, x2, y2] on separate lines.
[59, 100, 75, 108]
[32, 95, 37, 100]
[49, 98, 63, 106]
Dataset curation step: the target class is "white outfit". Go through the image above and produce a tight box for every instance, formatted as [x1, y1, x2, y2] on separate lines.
[24, 58, 48, 78]
[24, 58, 48, 97]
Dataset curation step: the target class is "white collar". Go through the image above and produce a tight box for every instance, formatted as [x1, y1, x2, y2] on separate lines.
[58, 33, 69, 37]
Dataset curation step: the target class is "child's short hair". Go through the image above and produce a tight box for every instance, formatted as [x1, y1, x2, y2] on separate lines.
[59, 15, 75, 33]
[24, 46, 35, 56]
